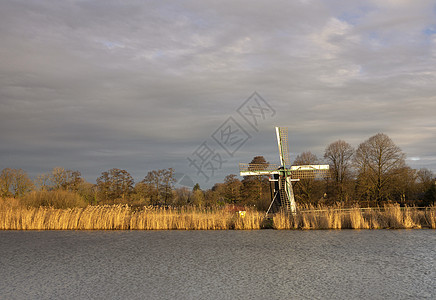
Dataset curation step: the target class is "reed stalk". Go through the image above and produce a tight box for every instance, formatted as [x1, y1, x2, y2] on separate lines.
[272, 204, 434, 230]
[0, 198, 434, 230]
[0, 202, 262, 230]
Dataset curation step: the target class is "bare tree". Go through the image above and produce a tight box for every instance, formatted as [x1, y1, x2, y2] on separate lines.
[393, 166, 417, 204]
[223, 174, 242, 204]
[133, 182, 152, 205]
[241, 156, 270, 207]
[143, 170, 161, 205]
[0, 168, 14, 198]
[417, 168, 435, 205]
[173, 186, 190, 206]
[11, 169, 34, 197]
[417, 168, 434, 187]
[51, 167, 67, 190]
[97, 168, 134, 203]
[354, 133, 406, 204]
[35, 173, 51, 191]
[294, 151, 319, 165]
[293, 151, 325, 205]
[66, 170, 83, 191]
[50, 167, 83, 191]
[142, 168, 175, 206]
[0, 168, 33, 198]
[324, 140, 354, 202]
[161, 168, 175, 206]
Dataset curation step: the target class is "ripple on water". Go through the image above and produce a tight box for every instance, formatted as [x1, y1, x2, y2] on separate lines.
[0, 230, 435, 299]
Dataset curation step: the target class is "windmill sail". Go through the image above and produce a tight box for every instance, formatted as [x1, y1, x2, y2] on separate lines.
[275, 127, 291, 167]
[239, 163, 279, 176]
[290, 165, 330, 179]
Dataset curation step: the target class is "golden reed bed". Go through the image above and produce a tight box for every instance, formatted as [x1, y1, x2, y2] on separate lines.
[0, 199, 435, 230]
[273, 205, 436, 230]
[0, 205, 262, 230]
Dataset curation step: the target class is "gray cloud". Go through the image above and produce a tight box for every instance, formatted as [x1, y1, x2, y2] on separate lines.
[1, 0, 435, 187]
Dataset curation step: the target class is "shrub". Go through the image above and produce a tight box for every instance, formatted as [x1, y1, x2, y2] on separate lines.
[21, 190, 87, 209]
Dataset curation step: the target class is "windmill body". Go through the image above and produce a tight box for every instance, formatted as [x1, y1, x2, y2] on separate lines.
[239, 127, 329, 214]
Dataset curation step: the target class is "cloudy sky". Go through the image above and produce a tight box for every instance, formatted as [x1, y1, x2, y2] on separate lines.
[1, 0, 435, 188]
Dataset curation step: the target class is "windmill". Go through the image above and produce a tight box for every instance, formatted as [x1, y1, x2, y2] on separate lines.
[239, 127, 329, 215]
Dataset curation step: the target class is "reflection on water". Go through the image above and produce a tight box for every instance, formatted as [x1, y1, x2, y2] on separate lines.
[0, 230, 435, 299]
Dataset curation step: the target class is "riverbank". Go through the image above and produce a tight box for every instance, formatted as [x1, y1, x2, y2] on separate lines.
[1, 202, 435, 230]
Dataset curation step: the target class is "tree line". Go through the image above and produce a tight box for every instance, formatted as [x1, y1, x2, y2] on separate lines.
[1, 133, 435, 208]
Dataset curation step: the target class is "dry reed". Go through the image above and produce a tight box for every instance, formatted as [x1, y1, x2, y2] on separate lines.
[0, 198, 434, 230]
[0, 202, 262, 230]
[272, 204, 435, 230]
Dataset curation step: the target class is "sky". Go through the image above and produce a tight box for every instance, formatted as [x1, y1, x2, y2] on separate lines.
[1, 0, 436, 189]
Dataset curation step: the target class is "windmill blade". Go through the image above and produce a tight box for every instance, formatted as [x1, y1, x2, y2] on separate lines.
[275, 127, 291, 167]
[290, 165, 330, 179]
[239, 163, 279, 176]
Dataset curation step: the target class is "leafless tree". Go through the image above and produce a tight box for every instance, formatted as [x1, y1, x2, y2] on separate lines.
[0, 168, 33, 198]
[324, 140, 354, 202]
[392, 166, 417, 204]
[241, 156, 270, 207]
[416, 168, 435, 205]
[294, 151, 319, 165]
[161, 168, 175, 205]
[417, 168, 434, 187]
[97, 168, 134, 203]
[51, 167, 67, 190]
[223, 174, 242, 204]
[133, 182, 152, 205]
[142, 168, 175, 206]
[50, 167, 83, 191]
[11, 169, 34, 197]
[293, 152, 324, 205]
[354, 133, 406, 204]
[35, 173, 51, 191]
[173, 186, 190, 206]
[143, 170, 161, 205]
[0, 168, 14, 198]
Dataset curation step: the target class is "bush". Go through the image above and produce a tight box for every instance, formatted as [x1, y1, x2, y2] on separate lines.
[0, 197, 21, 209]
[21, 190, 87, 209]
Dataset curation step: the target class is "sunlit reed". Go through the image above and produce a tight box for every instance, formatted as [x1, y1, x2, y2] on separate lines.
[0, 202, 263, 230]
[272, 204, 433, 229]
[0, 198, 434, 230]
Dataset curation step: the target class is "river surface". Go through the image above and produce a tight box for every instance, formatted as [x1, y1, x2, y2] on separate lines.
[0, 230, 435, 299]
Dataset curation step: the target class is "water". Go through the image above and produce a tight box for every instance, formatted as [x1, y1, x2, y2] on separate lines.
[1, 230, 435, 300]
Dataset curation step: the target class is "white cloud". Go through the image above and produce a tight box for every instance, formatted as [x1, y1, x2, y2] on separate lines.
[311, 17, 357, 59]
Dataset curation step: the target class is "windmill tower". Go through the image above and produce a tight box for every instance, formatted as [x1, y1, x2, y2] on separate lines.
[239, 127, 329, 215]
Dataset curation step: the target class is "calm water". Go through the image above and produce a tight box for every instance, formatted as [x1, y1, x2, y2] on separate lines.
[0, 230, 435, 300]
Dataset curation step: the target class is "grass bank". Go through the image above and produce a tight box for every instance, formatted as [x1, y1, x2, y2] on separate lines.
[0, 198, 434, 230]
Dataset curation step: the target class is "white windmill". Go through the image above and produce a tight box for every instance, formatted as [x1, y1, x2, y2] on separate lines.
[239, 127, 329, 215]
